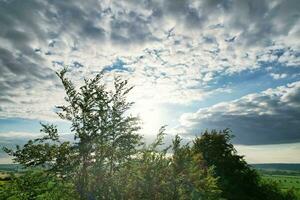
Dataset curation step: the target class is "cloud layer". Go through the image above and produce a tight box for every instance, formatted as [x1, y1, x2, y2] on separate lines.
[0, 0, 300, 147]
[178, 81, 300, 145]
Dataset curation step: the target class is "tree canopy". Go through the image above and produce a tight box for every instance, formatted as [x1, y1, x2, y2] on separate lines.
[193, 129, 297, 200]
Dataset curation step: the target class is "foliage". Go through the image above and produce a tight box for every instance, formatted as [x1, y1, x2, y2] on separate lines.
[114, 128, 221, 200]
[2, 69, 221, 200]
[171, 135, 221, 200]
[0, 170, 77, 200]
[262, 174, 300, 199]
[193, 129, 298, 200]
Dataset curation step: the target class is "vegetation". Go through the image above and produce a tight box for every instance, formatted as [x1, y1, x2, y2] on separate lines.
[253, 164, 300, 172]
[0, 69, 298, 199]
[261, 171, 300, 199]
[193, 130, 298, 200]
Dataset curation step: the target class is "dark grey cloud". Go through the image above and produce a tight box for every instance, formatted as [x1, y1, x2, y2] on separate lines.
[0, 0, 157, 97]
[179, 81, 300, 145]
[223, 0, 300, 46]
[0, 47, 56, 97]
[110, 11, 156, 44]
[141, 0, 299, 43]
[0, 0, 58, 99]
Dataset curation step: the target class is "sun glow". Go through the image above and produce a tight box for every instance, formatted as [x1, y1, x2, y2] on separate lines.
[133, 100, 165, 140]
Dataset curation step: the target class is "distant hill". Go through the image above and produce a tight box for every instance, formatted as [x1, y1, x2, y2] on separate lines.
[252, 163, 300, 172]
[0, 164, 23, 172]
[2, 163, 300, 173]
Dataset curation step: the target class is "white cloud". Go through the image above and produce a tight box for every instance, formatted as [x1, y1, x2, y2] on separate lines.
[270, 73, 287, 80]
[177, 81, 300, 145]
[0, 131, 39, 139]
[0, 0, 299, 124]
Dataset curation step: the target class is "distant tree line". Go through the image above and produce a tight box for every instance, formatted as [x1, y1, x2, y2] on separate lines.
[0, 69, 297, 200]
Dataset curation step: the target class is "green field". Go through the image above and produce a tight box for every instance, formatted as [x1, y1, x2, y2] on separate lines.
[0, 165, 22, 187]
[253, 164, 300, 198]
[0, 172, 10, 187]
[262, 174, 300, 198]
[1, 164, 300, 198]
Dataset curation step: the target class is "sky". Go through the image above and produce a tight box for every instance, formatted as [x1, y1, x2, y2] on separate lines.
[0, 0, 300, 164]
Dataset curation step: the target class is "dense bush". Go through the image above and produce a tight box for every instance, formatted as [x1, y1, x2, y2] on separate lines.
[0, 170, 77, 200]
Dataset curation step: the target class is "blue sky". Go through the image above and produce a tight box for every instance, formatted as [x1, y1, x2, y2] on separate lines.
[0, 0, 300, 163]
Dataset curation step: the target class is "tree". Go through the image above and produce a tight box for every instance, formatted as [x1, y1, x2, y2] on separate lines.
[171, 135, 221, 200]
[4, 68, 142, 199]
[113, 127, 222, 200]
[193, 129, 297, 200]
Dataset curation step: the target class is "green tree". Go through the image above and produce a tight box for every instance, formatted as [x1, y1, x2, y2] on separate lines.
[4, 68, 142, 199]
[193, 129, 297, 200]
[114, 127, 222, 200]
[172, 135, 221, 200]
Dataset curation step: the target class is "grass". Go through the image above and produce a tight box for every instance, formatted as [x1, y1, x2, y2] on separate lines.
[0, 172, 10, 187]
[262, 173, 300, 198]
